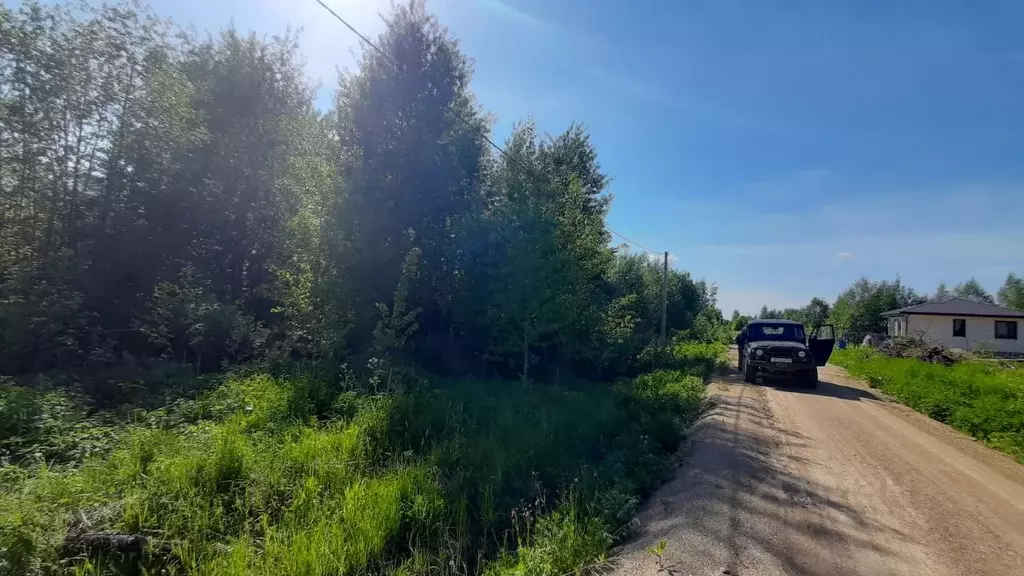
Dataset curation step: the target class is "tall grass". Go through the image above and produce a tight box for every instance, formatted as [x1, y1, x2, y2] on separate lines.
[0, 343, 724, 575]
[832, 348, 1024, 461]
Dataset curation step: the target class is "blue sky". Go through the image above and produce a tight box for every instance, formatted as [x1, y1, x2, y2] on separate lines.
[57, 0, 1024, 313]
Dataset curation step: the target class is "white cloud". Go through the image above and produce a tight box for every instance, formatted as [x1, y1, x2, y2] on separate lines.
[836, 251, 855, 259]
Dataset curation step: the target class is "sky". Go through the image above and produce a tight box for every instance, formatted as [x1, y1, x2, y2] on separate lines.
[37, 0, 1024, 314]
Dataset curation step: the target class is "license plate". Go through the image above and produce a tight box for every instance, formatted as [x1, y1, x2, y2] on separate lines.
[771, 357, 793, 363]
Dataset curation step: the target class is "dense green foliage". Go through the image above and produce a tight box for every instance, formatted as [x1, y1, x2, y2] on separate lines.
[0, 343, 724, 575]
[998, 274, 1024, 311]
[931, 283, 952, 302]
[0, 0, 719, 387]
[756, 297, 831, 328]
[729, 310, 751, 332]
[0, 1, 731, 574]
[827, 278, 925, 336]
[932, 278, 1004, 305]
[755, 278, 924, 336]
[831, 348, 1024, 461]
[949, 278, 995, 304]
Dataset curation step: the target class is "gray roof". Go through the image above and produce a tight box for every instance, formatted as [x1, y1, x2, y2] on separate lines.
[881, 298, 1024, 319]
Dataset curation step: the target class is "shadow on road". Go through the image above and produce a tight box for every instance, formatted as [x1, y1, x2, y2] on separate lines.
[612, 366, 907, 576]
[761, 377, 880, 402]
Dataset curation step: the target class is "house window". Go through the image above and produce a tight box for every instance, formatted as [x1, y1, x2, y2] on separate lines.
[953, 319, 965, 338]
[995, 321, 1018, 340]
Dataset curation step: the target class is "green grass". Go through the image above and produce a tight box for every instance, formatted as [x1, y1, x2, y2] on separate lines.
[831, 347, 1024, 461]
[638, 341, 728, 377]
[0, 343, 723, 575]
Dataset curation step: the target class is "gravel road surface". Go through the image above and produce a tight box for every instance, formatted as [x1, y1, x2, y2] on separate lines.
[609, 351, 1024, 576]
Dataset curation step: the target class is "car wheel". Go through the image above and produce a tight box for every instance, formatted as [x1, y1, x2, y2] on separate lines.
[805, 367, 818, 388]
[743, 363, 756, 383]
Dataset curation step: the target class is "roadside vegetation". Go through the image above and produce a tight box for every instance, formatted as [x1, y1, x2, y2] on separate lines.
[831, 347, 1024, 462]
[0, 342, 724, 575]
[0, 1, 730, 574]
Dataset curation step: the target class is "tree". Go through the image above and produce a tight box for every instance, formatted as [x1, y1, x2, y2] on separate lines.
[951, 278, 995, 304]
[997, 274, 1024, 311]
[537, 126, 614, 371]
[485, 209, 568, 382]
[730, 310, 752, 331]
[828, 278, 925, 335]
[0, 0, 179, 370]
[478, 123, 568, 381]
[0, 1, 317, 374]
[271, 113, 346, 360]
[792, 297, 831, 327]
[331, 0, 488, 359]
[690, 306, 728, 342]
[479, 121, 621, 380]
[0, 0, 717, 386]
[932, 283, 951, 302]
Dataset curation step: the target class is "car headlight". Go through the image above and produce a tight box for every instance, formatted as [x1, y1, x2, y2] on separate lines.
[755, 349, 764, 357]
[798, 350, 807, 358]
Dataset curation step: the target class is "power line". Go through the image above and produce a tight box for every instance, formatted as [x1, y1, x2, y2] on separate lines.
[311, 0, 662, 257]
[608, 229, 655, 254]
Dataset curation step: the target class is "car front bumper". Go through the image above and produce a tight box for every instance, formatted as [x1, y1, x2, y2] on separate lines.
[748, 359, 814, 375]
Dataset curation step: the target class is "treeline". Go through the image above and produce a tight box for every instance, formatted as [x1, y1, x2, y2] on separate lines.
[730, 297, 832, 331]
[738, 274, 1024, 336]
[0, 0, 717, 388]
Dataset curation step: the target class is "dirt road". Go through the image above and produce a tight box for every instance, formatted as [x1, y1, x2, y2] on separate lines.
[610, 351, 1024, 576]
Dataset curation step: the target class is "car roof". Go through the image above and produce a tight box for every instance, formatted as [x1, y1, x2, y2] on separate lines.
[748, 319, 803, 326]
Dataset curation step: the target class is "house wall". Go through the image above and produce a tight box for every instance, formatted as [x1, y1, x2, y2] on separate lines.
[905, 314, 1024, 354]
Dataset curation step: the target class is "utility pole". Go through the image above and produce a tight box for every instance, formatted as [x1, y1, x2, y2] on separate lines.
[660, 250, 668, 345]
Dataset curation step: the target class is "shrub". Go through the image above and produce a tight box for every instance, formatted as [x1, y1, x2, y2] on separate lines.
[637, 341, 726, 378]
[0, 385, 120, 466]
[134, 267, 268, 371]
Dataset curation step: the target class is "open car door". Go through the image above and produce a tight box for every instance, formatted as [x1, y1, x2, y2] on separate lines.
[809, 324, 836, 366]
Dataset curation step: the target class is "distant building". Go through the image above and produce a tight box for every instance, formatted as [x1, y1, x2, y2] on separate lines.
[881, 298, 1024, 354]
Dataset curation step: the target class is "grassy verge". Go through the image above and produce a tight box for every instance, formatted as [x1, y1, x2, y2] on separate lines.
[0, 343, 725, 575]
[831, 348, 1024, 461]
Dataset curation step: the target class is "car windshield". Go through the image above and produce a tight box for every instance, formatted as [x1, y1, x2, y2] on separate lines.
[749, 323, 805, 342]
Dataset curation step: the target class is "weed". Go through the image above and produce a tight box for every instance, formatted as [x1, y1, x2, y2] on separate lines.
[646, 539, 668, 570]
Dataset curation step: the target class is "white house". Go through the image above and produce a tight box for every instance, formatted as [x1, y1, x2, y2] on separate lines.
[881, 298, 1024, 354]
